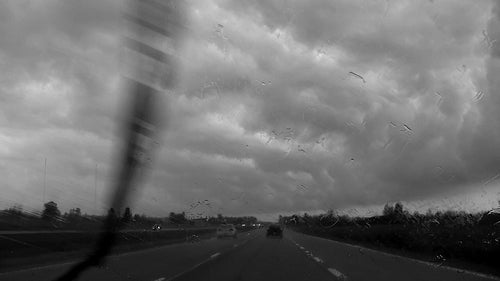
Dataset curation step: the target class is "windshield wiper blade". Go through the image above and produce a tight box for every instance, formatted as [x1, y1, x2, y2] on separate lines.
[53, 1, 186, 280]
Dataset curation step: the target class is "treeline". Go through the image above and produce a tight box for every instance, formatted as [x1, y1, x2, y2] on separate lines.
[281, 202, 498, 228]
[165, 212, 257, 226]
[280, 202, 500, 272]
[0, 201, 258, 231]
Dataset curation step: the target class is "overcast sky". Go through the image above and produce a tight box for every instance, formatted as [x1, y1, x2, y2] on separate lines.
[1, 0, 500, 220]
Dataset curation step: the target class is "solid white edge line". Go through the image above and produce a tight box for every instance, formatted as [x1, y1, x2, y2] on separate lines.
[294, 231, 500, 281]
[210, 252, 221, 259]
[153, 278, 166, 281]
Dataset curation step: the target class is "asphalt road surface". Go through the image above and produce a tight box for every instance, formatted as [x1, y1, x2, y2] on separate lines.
[1, 229, 499, 281]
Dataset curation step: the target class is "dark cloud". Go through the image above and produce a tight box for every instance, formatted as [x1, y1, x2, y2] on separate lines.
[1, 0, 499, 219]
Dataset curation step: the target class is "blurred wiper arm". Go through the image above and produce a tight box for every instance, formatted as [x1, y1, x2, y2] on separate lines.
[53, 1, 187, 280]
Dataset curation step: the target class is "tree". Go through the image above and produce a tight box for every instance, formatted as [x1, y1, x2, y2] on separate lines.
[66, 207, 82, 226]
[169, 212, 187, 225]
[107, 208, 118, 221]
[6, 204, 23, 217]
[394, 202, 404, 216]
[133, 214, 141, 222]
[383, 203, 395, 217]
[42, 201, 61, 222]
[122, 207, 132, 223]
[69, 208, 81, 216]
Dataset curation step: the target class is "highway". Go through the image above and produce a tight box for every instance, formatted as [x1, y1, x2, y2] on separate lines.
[0, 229, 498, 281]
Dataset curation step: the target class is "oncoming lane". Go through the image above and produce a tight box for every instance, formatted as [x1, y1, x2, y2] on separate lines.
[0, 230, 260, 281]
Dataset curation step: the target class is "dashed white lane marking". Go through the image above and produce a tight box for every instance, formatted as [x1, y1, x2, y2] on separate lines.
[313, 257, 323, 263]
[294, 232, 500, 281]
[165, 257, 212, 281]
[328, 268, 347, 280]
[153, 278, 166, 281]
[289, 236, 346, 279]
[166, 237, 255, 281]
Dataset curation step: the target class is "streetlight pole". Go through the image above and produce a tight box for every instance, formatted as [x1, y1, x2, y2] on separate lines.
[94, 164, 98, 215]
[43, 158, 47, 203]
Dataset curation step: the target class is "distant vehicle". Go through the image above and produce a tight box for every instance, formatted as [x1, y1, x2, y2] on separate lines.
[216, 223, 237, 238]
[266, 224, 283, 238]
[187, 234, 200, 243]
[152, 224, 162, 231]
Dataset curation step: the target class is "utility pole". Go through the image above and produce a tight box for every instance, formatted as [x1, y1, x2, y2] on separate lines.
[43, 158, 47, 203]
[94, 164, 98, 215]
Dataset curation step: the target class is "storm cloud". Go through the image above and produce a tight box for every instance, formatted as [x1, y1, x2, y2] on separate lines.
[1, 0, 499, 219]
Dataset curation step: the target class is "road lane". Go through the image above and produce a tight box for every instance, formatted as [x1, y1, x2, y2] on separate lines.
[0, 231, 259, 281]
[171, 230, 339, 281]
[287, 230, 500, 281]
[1, 228, 499, 281]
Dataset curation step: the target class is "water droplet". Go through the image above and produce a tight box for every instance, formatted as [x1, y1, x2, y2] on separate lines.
[348, 71, 366, 83]
[474, 91, 484, 101]
[482, 30, 497, 48]
[483, 172, 500, 186]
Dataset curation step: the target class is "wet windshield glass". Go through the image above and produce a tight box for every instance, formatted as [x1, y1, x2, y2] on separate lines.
[0, 1, 499, 281]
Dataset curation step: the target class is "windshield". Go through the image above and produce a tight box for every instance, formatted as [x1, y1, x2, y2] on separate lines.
[1, 0, 499, 281]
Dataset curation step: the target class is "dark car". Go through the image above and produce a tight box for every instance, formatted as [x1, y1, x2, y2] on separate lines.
[216, 224, 237, 238]
[266, 224, 283, 238]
